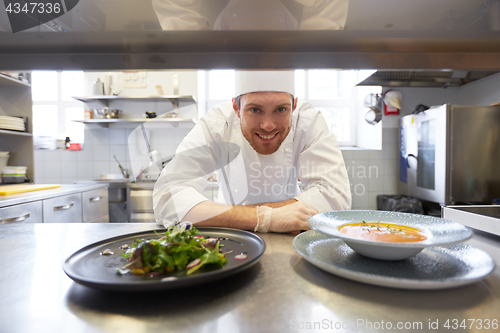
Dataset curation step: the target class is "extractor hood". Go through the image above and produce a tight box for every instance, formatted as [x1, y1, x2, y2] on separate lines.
[357, 70, 500, 88]
[1, 0, 500, 71]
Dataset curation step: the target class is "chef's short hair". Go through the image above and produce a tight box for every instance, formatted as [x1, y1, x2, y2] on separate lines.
[236, 93, 294, 110]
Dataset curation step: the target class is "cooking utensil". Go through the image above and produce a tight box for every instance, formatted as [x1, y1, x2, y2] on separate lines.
[113, 155, 129, 179]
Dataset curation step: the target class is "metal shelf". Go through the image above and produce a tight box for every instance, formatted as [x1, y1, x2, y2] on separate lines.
[72, 95, 196, 107]
[0, 73, 30, 87]
[73, 118, 197, 128]
[0, 129, 32, 137]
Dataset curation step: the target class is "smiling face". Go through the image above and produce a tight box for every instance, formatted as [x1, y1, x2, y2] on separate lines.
[233, 91, 297, 155]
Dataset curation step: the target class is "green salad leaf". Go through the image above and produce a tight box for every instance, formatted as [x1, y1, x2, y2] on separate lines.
[119, 222, 227, 276]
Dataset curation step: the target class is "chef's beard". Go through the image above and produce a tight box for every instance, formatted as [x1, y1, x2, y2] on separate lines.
[240, 119, 292, 155]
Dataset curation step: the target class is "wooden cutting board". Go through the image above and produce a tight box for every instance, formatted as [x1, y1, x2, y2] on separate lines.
[0, 184, 61, 195]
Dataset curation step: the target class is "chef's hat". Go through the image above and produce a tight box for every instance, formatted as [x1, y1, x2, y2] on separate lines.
[235, 70, 295, 96]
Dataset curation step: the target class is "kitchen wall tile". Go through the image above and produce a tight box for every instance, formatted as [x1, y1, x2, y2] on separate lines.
[34, 162, 45, 184]
[45, 177, 61, 184]
[351, 191, 369, 209]
[384, 174, 398, 193]
[109, 144, 127, 163]
[350, 149, 370, 159]
[94, 161, 110, 179]
[340, 149, 352, 160]
[93, 144, 110, 161]
[77, 146, 94, 162]
[34, 150, 45, 163]
[382, 128, 398, 144]
[368, 149, 384, 160]
[368, 175, 385, 192]
[383, 158, 398, 177]
[45, 161, 62, 179]
[45, 150, 62, 163]
[84, 129, 94, 146]
[367, 191, 380, 210]
[77, 161, 94, 179]
[383, 143, 398, 160]
[60, 150, 78, 162]
[109, 129, 126, 145]
[91, 128, 110, 146]
[60, 161, 78, 179]
[366, 159, 384, 177]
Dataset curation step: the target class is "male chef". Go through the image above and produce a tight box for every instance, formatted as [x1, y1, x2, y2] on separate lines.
[153, 70, 351, 233]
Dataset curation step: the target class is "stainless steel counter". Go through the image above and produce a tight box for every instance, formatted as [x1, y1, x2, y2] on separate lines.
[1, 223, 499, 333]
[0, 183, 109, 208]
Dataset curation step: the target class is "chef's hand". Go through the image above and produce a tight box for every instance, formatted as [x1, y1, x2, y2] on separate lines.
[255, 201, 318, 233]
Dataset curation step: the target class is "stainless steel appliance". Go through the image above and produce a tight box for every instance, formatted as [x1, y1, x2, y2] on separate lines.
[400, 104, 500, 205]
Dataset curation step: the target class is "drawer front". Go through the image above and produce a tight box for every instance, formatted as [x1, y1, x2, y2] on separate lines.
[0, 201, 43, 224]
[43, 194, 82, 223]
[82, 188, 109, 222]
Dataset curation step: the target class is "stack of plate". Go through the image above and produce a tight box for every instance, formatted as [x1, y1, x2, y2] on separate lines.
[0, 116, 25, 132]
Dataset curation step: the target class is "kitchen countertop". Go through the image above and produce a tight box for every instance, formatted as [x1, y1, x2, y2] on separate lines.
[0, 223, 499, 333]
[0, 183, 109, 208]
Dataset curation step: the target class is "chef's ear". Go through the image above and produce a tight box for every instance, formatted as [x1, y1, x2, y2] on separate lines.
[232, 97, 241, 118]
[292, 96, 298, 111]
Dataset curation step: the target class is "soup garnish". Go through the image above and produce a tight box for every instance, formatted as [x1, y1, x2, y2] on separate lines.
[339, 221, 428, 243]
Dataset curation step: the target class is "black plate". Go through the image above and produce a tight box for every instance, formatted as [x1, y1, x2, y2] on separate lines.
[63, 227, 266, 291]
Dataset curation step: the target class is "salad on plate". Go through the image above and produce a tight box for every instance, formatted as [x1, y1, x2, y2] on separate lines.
[116, 222, 228, 277]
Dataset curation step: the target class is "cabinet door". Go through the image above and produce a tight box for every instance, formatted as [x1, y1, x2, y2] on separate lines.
[82, 188, 109, 222]
[43, 194, 82, 223]
[0, 201, 42, 224]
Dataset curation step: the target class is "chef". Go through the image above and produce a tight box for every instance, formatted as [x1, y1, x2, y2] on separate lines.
[153, 70, 351, 233]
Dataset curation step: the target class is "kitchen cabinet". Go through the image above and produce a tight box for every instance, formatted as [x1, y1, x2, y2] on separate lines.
[43, 193, 83, 223]
[0, 201, 42, 224]
[0, 73, 34, 181]
[82, 188, 109, 223]
[0, 184, 109, 223]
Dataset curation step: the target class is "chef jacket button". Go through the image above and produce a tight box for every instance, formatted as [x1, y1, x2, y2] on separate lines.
[243, 201, 250, 205]
[234, 189, 239, 193]
[284, 148, 290, 153]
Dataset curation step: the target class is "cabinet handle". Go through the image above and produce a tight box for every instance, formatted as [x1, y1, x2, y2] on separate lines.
[54, 202, 74, 211]
[0, 212, 30, 224]
[89, 194, 104, 202]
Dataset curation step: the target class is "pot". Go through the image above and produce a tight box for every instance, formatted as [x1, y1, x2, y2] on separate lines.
[94, 108, 122, 119]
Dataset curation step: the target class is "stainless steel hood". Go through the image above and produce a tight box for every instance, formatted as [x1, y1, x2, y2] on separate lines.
[357, 70, 500, 88]
[1, 0, 500, 71]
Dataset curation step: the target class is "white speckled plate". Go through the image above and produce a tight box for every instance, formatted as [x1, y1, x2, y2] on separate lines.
[308, 210, 473, 260]
[293, 231, 495, 290]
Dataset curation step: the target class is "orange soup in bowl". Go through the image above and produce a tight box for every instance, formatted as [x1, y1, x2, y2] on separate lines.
[339, 221, 428, 243]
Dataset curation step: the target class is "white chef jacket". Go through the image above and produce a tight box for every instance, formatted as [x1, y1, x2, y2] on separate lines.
[153, 101, 351, 227]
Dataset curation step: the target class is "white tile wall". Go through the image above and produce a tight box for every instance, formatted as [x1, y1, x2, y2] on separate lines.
[34, 127, 401, 210]
[343, 128, 399, 210]
[34, 124, 196, 184]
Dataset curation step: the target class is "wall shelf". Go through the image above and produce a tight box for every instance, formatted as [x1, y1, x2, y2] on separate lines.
[0, 129, 32, 137]
[0, 73, 30, 87]
[73, 118, 197, 128]
[72, 95, 196, 107]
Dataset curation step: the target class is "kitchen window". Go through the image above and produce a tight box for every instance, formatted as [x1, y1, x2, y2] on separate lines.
[199, 69, 380, 147]
[32, 71, 85, 149]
